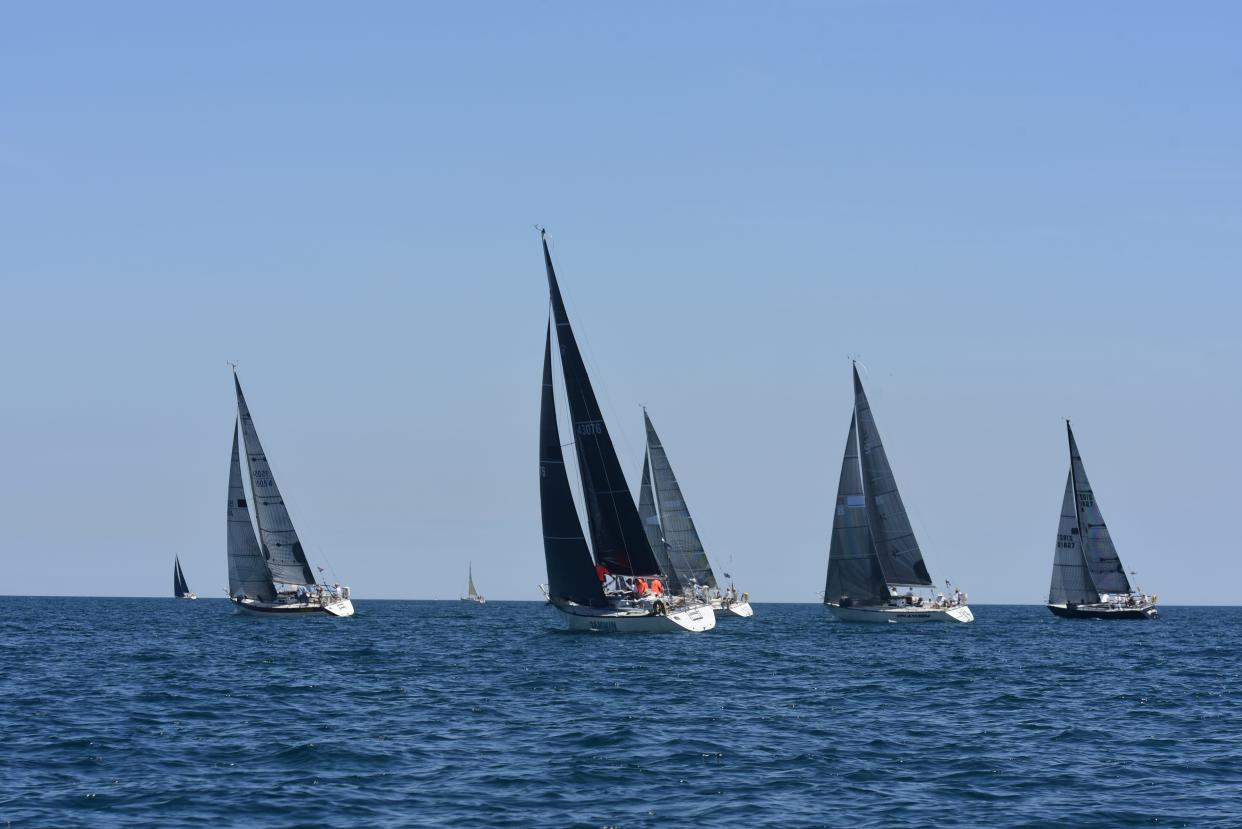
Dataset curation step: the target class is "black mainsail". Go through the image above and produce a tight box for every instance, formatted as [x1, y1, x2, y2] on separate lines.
[852, 365, 933, 586]
[227, 421, 277, 602]
[823, 414, 891, 606]
[173, 555, 192, 598]
[1063, 422, 1132, 595]
[644, 410, 717, 590]
[542, 234, 660, 577]
[234, 373, 316, 587]
[540, 322, 608, 606]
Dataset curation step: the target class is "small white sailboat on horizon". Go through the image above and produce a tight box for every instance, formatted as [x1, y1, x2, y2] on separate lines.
[537, 230, 714, 633]
[638, 409, 753, 619]
[226, 371, 354, 617]
[822, 364, 973, 624]
[460, 563, 486, 604]
[1046, 421, 1157, 620]
[173, 555, 196, 599]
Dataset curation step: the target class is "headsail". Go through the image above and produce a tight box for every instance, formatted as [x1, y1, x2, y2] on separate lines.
[639, 452, 682, 594]
[540, 321, 608, 607]
[644, 411, 716, 589]
[227, 421, 276, 602]
[1049, 469, 1097, 605]
[852, 365, 933, 586]
[543, 234, 660, 576]
[1067, 423, 1132, 594]
[234, 373, 316, 586]
[824, 414, 891, 605]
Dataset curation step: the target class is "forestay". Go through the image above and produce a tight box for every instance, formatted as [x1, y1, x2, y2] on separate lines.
[233, 374, 316, 587]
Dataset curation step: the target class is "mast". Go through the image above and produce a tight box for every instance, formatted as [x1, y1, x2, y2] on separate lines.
[1067, 422, 1132, 595]
[233, 372, 317, 587]
[852, 364, 933, 587]
[542, 232, 660, 576]
[824, 414, 891, 605]
[539, 320, 608, 607]
[227, 420, 276, 602]
[644, 410, 716, 589]
[639, 450, 682, 593]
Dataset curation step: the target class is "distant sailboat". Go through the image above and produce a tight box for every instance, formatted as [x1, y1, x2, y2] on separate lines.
[538, 231, 713, 632]
[822, 365, 973, 623]
[461, 563, 486, 604]
[226, 372, 354, 617]
[1047, 422, 1157, 619]
[639, 410, 753, 619]
[173, 555, 196, 599]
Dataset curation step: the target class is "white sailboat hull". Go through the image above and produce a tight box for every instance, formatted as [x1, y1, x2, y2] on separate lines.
[713, 599, 754, 619]
[827, 603, 974, 624]
[232, 596, 355, 617]
[177, 594, 197, 600]
[460, 596, 486, 604]
[554, 601, 715, 633]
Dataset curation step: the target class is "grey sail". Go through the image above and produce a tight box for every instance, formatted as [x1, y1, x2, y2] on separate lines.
[639, 453, 682, 594]
[824, 414, 891, 605]
[467, 564, 478, 598]
[852, 366, 933, 586]
[234, 373, 316, 587]
[644, 411, 717, 589]
[1067, 423, 1132, 594]
[1049, 469, 1097, 605]
[227, 421, 276, 602]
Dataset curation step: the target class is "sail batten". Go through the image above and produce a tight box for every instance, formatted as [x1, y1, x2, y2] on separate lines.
[824, 414, 891, 605]
[227, 421, 276, 601]
[644, 411, 716, 589]
[542, 236, 660, 576]
[852, 366, 933, 587]
[234, 374, 316, 587]
[540, 321, 609, 607]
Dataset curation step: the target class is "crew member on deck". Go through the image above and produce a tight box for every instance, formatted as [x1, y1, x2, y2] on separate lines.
[635, 578, 649, 597]
[595, 563, 608, 583]
[650, 578, 663, 596]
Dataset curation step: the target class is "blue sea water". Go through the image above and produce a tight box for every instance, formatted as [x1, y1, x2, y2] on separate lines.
[0, 599, 1239, 828]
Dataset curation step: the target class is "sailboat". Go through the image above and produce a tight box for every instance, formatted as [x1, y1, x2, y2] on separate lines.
[537, 231, 714, 633]
[173, 555, 196, 599]
[460, 563, 486, 604]
[639, 410, 753, 619]
[226, 372, 354, 617]
[822, 365, 973, 623]
[1047, 422, 1158, 619]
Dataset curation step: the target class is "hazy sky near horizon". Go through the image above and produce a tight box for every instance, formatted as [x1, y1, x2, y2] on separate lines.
[1, 2, 1238, 603]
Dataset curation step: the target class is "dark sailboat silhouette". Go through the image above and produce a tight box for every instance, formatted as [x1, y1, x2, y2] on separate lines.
[173, 555, 196, 599]
[1047, 422, 1157, 619]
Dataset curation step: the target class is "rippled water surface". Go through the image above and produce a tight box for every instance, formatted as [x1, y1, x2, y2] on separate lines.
[1, 599, 1239, 828]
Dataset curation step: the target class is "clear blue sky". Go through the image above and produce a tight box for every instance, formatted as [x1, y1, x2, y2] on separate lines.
[1, 2, 1238, 602]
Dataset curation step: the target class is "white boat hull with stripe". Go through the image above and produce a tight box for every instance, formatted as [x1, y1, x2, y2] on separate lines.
[827, 603, 973, 624]
[553, 600, 715, 633]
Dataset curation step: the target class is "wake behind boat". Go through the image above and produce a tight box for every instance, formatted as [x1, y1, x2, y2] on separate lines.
[226, 372, 354, 618]
[822, 365, 973, 624]
[1047, 422, 1157, 620]
[173, 555, 196, 599]
[461, 563, 485, 604]
[537, 231, 714, 633]
[638, 410, 753, 619]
